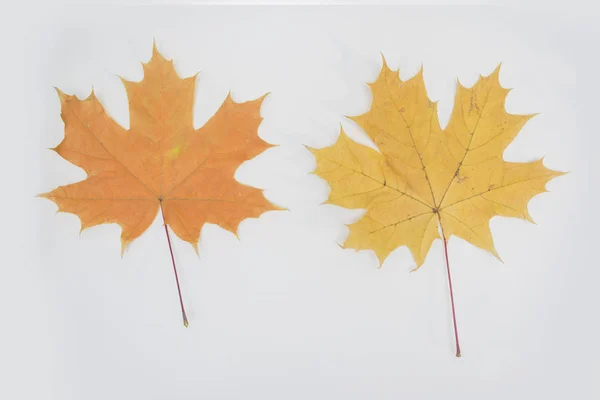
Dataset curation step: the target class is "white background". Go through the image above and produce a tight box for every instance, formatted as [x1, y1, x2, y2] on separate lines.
[2, 3, 598, 400]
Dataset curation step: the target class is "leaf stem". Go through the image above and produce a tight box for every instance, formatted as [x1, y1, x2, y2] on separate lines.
[439, 219, 461, 357]
[160, 202, 189, 327]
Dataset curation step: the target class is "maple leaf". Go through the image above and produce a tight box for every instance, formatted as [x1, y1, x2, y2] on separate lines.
[310, 59, 565, 356]
[41, 43, 279, 326]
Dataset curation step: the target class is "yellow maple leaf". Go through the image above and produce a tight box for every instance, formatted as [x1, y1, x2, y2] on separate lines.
[41, 43, 279, 326]
[311, 60, 564, 267]
[310, 60, 565, 356]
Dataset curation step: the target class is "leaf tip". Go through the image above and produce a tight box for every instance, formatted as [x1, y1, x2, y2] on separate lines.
[117, 74, 134, 88]
[409, 263, 422, 273]
[86, 87, 96, 101]
[54, 87, 69, 104]
[523, 209, 536, 224]
[491, 248, 504, 264]
[120, 238, 131, 258]
[146, 39, 170, 67]
[492, 62, 503, 75]
[378, 53, 396, 75]
[151, 38, 161, 59]
[486, 63, 503, 85]
[254, 91, 271, 107]
[541, 159, 569, 179]
[417, 63, 424, 76]
[303, 143, 318, 157]
[379, 51, 387, 67]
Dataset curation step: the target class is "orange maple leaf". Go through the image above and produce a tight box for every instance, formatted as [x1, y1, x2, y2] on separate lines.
[41, 43, 279, 325]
